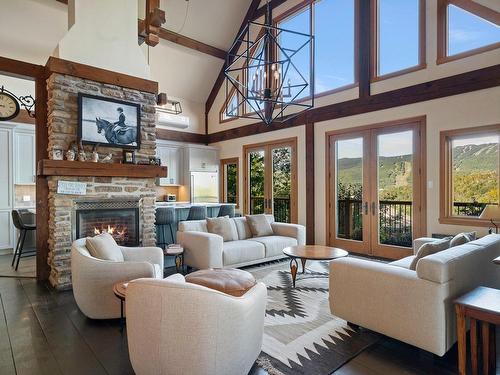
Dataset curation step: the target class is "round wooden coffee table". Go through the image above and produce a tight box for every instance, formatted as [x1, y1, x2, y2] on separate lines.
[283, 245, 348, 287]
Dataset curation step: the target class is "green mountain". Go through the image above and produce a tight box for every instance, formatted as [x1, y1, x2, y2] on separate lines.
[337, 142, 498, 202]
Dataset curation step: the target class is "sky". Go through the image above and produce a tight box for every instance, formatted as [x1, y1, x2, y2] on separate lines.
[276, 0, 499, 96]
[336, 131, 413, 159]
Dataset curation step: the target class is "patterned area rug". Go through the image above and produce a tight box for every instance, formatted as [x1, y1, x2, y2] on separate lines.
[246, 260, 380, 375]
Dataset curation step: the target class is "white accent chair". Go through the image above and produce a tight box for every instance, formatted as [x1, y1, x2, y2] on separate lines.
[329, 234, 500, 356]
[126, 275, 267, 375]
[71, 238, 164, 319]
[177, 215, 306, 270]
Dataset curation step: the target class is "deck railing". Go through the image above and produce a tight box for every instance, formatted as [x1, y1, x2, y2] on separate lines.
[249, 196, 291, 223]
[337, 199, 488, 248]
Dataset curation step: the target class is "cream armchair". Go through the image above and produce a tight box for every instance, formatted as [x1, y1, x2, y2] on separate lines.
[126, 275, 267, 375]
[71, 238, 164, 319]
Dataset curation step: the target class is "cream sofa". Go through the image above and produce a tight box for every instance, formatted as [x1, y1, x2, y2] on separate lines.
[329, 234, 500, 356]
[126, 274, 267, 375]
[177, 215, 306, 270]
[71, 238, 164, 319]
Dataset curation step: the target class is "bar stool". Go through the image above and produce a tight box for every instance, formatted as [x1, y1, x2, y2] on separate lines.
[11, 209, 36, 271]
[186, 206, 207, 221]
[155, 207, 176, 248]
[218, 204, 235, 218]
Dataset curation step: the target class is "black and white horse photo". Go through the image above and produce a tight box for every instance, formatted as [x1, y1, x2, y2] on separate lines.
[78, 93, 141, 148]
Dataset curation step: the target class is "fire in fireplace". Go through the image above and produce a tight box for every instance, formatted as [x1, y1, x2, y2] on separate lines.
[73, 200, 140, 246]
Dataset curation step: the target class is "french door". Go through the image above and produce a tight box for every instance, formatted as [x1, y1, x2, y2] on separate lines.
[244, 138, 297, 223]
[327, 119, 425, 259]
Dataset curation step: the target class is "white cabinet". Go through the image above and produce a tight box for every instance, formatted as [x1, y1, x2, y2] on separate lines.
[0, 127, 12, 250]
[14, 131, 35, 185]
[185, 146, 218, 172]
[157, 144, 183, 186]
[0, 211, 12, 249]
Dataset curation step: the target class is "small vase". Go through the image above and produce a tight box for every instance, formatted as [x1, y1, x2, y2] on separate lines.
[66, 149, 75, 161]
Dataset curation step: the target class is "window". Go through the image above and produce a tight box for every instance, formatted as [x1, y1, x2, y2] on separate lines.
[220, 158, 239, 208]
[373, 0, 425, 79]
[438, 0, 500, 63]
[314, 0, 356, 94]
[219, 85, 240, 123]
[440, 124, 500, 225]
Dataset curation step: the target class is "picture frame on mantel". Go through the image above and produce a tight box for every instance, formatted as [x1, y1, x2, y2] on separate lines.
[78, 93, 141, 149]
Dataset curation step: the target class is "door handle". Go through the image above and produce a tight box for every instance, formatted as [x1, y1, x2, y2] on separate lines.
[371, 202, 376, 216]
[363, 201, 368, 215]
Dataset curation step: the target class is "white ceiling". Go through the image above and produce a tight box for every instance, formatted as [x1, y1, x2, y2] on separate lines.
[159, 0, 252, 50]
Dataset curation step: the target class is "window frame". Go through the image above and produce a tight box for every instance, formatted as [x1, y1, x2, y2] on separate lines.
[219, 77, 240, 124]
[437, 0, 500, 65]
[371, 0, 427, 82]
[439, 124, 500, 227]
[220, 157, 240, 209]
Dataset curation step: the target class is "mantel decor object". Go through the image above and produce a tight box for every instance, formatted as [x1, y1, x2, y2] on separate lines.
[123, 150, 136, 164]
[223, 0, 314, 125]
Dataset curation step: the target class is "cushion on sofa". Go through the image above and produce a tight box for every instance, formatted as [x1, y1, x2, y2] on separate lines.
[178, 220, 207, 233]
[185, 268, 256, 297]
[409, 237, 452, 270]
[246, 214, 274, 237]
[250, 235, 297, 258]
[450, 231, 476, 247]
[390, 255, 415, 269]
[86, 233, 124, 262]
[223, 240, 265, 266]
[232, 217, 253, 240]
[206, 216, 238, 242]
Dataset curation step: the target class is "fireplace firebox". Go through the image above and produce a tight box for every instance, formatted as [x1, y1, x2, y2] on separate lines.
[73, 200, 141, 246]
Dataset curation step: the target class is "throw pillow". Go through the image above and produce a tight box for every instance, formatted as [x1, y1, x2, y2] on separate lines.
[206, 216, 238, 242]
[409, 237, 452, 270]
[450, 231, 477, 247]
[245, 214, 274, 237]
[86, 232, 124, 262]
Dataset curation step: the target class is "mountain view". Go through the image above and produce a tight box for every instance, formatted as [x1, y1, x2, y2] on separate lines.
[337, 142, 498, 204]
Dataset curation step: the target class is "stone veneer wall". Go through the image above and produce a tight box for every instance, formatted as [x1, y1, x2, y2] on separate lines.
[46, 73, 158, 290]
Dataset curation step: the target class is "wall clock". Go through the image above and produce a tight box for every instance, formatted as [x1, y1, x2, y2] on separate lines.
[0, 90, 20, 121]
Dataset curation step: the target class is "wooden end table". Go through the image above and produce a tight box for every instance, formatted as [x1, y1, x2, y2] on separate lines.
[282, 245, 348, 287]
[164, 245, 184, 273]
[113, 281, 128, 331]
[455, 286, 499, 375]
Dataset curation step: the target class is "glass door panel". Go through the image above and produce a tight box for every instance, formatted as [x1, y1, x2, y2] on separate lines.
[370, 126, 420, 259]
[249, 150, 265, 214]
[330, 133, 370, 254]
[272, 146, 292, 223]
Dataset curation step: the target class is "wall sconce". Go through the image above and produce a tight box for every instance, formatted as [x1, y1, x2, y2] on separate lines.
[157, 93, 182, 115]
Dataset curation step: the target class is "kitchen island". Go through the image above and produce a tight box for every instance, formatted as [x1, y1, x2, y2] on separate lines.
[155, 202, 237, 245]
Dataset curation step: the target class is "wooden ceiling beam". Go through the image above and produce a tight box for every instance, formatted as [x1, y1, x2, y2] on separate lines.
[157, 27, 227, 59]
[205, 0, 262, 116]
[252, 0, 290, 20]
[0, 56, 44, 80]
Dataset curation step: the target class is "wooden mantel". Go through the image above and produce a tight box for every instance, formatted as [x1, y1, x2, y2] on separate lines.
[37, 159, 167, 178]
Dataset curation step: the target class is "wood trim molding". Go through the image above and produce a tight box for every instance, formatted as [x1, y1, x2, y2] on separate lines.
[220, 157, 240, 209]
[0, 56, 44, 79]
[207, 64, 500, 143]
[439, 123, 500, 227]
[305, 123, 315, 244]
[45, 57, 158, 94]
[10, 110, 35, 125]
[205, 0, 262, 115]
[156, 128, 208, 144]
[157, 27, 226, 60]
[437, 0, 500, 65]
[359, 0, 371, 98]
[253, 0, 291, 21]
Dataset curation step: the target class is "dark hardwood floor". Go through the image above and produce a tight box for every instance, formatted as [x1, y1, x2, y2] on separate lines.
[0, 275, 497, 375]
[0, 253, 36, 278]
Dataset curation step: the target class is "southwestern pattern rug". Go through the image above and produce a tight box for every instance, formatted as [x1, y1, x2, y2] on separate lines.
[246, 260, 380, 375]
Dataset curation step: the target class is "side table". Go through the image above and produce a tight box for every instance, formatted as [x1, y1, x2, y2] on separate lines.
[455, 286, 499, 375]
[113, 281, 128, 331]
[164, 244, 184, 273]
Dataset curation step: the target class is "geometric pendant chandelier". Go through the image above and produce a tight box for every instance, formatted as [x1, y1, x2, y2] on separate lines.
[224, 1, 314, 125]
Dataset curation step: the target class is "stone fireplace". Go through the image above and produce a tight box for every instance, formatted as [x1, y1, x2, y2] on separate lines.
[73, 199, 141, 246]
[45, 72, 159, 290]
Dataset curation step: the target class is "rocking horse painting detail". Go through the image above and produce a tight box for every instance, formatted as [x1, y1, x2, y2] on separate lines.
[78, 93, 141, 149]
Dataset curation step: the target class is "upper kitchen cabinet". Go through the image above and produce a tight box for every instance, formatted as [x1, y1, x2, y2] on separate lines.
[156, 142, 183, 186]
[185, 146, 218, 172]
[14, 130, 35, 185]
